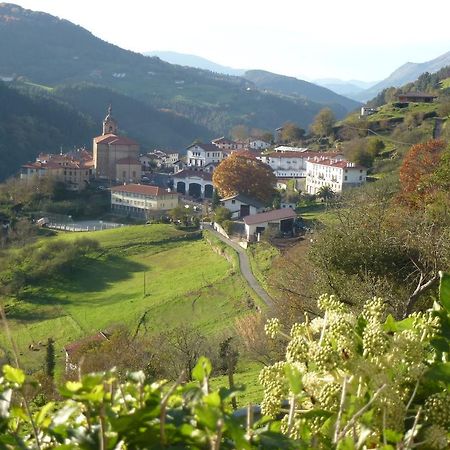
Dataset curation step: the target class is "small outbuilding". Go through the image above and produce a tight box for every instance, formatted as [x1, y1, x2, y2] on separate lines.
[243, 208, 296, 241]
[397, 92, 437, 103]
[220, 194, 266, 219]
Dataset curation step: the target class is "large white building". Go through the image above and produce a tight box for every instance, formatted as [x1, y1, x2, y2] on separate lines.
[186, 143, 224, 168]
[305, 158, 367, 195]
[259, 150, 344, 178]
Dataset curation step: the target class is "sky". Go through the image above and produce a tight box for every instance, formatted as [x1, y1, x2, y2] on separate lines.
[13, 0, 450, 82]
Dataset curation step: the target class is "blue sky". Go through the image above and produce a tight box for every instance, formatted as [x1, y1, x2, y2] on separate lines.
[15, 0, 450, 82]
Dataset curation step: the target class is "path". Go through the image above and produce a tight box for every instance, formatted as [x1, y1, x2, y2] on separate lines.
[203, 224, 273, 308]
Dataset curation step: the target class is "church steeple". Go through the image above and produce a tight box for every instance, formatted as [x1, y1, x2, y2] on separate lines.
[102, 104, 118, 135]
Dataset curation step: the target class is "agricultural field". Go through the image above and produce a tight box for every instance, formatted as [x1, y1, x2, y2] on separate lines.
[1, 225, 263, 371]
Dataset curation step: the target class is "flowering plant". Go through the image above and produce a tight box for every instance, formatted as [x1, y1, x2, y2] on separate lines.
[260, 272, 450, 449]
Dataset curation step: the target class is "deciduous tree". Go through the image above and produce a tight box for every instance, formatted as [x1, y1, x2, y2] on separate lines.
[213, 152, 276, 204]
[310, 107, 336, 137]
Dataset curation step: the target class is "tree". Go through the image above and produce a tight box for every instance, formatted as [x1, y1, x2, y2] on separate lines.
[398, 139, 447, 208]
[310, 107, 336, 137]
[230, 124, 249, 141]
[212, 152, 276, 204]
[279, 122, 305, 143]
[218, 337, 239, 410]
[344, 138, 374, 168]
[366, 137, 385, 157]
[213, 206, 232, 225]
[316, 185, 334, 203]
[45, 337, 55, 380]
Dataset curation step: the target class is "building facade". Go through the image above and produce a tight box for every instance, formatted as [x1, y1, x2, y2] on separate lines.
[111, 184, 179, 217]
[186, 143, 224, 168]
[305, 159, 367, 195]
[20, 150, 94, 191]
[259, 150, 344, 178]
[93, 106, 141, 182]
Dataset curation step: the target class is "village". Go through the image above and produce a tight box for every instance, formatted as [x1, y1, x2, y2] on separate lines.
[19, 105, 367, 243]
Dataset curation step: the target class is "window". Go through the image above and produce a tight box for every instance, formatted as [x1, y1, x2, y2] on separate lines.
[231, 200, 235, 204]
[344, 176, 348, 181]
[359, 175, 362, 180]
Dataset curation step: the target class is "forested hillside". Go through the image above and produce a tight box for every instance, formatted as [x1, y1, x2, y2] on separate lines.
[0, 81, 96, 180]
[0, 3, 356, 135]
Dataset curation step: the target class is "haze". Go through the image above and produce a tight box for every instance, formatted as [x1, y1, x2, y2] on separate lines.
[12, 0, 450, 81]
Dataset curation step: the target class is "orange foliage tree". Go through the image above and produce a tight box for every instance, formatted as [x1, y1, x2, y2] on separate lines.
[212, 151, 276, 204]
[398, 139, 447, 207]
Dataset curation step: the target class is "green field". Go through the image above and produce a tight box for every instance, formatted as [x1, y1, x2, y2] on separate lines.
[1, 225, 262, 370]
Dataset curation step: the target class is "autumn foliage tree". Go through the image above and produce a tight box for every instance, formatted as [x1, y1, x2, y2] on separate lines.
[212, 151, 276, 204]
[398, 139, 447, 208]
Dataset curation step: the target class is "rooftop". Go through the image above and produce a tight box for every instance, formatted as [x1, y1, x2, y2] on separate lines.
[94, 133, 139, 146]
[244, 208, 296, 225]
[307, 158, 365, 170]
[220, 193, 265, 209]
[111, 184, 178, 196]
[171, 169, 213, 181]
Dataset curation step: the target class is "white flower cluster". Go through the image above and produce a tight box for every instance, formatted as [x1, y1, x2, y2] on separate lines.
[264, 318, 281, 339]
[260, 294, 448, 447]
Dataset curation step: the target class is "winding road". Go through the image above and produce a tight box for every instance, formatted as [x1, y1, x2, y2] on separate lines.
[203, 224, 273, 308]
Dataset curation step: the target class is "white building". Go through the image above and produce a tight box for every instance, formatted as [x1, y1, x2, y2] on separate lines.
[243, 208, 297, 242]
[248, 139, 271, 150]
[305, 159, 367, 195]
[220, 194, 266, 219]
[211, 137, 244, 151]
[186, 143, 224, 168]
[171, 169, 214, 199]
[111, 184, 179, 217]
[259, 151, 344, 178]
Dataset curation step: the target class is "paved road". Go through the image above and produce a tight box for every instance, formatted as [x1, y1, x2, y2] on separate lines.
[204, 225, 273, 308]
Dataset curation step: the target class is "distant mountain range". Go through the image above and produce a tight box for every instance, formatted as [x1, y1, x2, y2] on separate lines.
[313, 78, 378, 100]
[0, 2, 361, 146]
[145, 51, 246, 77]
[244, 70, 360, 113]
[355, 51, 450, 101]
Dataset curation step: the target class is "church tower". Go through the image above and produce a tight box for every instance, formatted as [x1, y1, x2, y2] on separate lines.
[102, 105, 118, 135]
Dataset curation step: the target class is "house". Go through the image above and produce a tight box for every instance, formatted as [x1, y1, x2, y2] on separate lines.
[211, 137, 244, 151]
[397, 92, 437, 103]
[64, 331, 110, 372]
[259, 150, 345, 178]
[360, 107, 378, 117]
[20, 149, 94, 191]
[248, 139, 271, 150]
[93, 106, 141, 182]
[243, 208, 297, 241]
[171, 169, 214, 198]
[305, 158, 367, 195]
[186, 142, 224, 168]
[220, 194, 266, 219]
[110, 184, 179, 217]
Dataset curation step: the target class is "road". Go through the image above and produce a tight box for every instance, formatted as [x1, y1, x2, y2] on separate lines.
[203, 224, 273, 308]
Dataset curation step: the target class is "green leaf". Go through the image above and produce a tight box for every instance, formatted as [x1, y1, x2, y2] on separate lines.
[192, 357, 212, 382]
[336, 436, 355, 450]
[203, 391, 221, 408]
[383, 314, 414, 332]
[284, 364, 302, 395]
[430, 337, 450, 353]
[439, 271, 450, 311]
[3, 365, 25, 386]
[384, 429, 403, 444]
[425, 362, 450, 385]
[35, 401, 54, 427]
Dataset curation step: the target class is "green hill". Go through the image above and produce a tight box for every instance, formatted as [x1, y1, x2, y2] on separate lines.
[244, 70, 361, 114]
[0, 3, 356, 135]
[1, 225, 263, 371]
[0, 81, 97, 180]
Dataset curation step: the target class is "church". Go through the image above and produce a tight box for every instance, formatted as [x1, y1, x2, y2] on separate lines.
[93, 106, 142, 183]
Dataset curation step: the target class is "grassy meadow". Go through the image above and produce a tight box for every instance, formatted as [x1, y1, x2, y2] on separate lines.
[1, 225, 263, 371]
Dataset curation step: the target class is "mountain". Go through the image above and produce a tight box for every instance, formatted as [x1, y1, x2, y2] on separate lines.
[356, 51, 450, 101]
[0, 81, 97, 180]
[144, 51, 245, 77]
[0, 3, 356, 136]
[244, 70, 361, 114]
[314, 78, 378, 100]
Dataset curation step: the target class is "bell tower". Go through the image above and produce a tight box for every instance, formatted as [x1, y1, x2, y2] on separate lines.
[102, 104, 118, 135]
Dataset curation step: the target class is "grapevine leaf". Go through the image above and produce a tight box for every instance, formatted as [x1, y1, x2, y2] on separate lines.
[3, 365, 25, 386]
[192, 357, 212, 382]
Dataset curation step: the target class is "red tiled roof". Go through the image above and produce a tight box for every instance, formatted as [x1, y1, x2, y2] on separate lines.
[94, 134, 139, 146]
[244, 208, 296, 225]
[111, 184, 178, 196]
[264, 151, 344, 159]
[116, 157, 141, 165]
